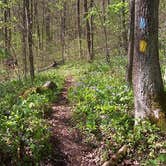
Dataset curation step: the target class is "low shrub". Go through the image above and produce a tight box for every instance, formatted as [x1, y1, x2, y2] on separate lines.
[0, 71, 64, 164]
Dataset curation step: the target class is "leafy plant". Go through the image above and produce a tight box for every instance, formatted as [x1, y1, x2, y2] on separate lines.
[0, 70, 64, 164]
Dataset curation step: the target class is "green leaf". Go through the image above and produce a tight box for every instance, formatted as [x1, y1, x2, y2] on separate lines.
[0, 47, 11, 59]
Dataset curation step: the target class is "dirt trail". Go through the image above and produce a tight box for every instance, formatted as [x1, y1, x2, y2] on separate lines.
[45, 76, 96, 166]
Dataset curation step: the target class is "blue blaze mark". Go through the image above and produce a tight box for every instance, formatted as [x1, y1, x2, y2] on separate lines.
[140, 17, 146, 30]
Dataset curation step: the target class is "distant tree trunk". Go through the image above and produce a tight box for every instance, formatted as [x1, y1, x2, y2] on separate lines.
[90, 0, 94, 60]
[133, 0, 166, 129]
[84, 0, 92, 61]
[121, 0, 128, 53]
[26, 0, 35, 80]
[34, 0, 41, 50]
[4, 0, 11, 53]
[41, 0, 45, 50]
[61, 2, 67, 63]
[126, 0, 135, 86]
[101, 0, 110, 63]
[22, 0, 28, 79]
[46, 8, 51, 42]
[77, 0, 82, 58]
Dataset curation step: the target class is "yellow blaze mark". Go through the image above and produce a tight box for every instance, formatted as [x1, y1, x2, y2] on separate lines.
[139, 40, 147, 53]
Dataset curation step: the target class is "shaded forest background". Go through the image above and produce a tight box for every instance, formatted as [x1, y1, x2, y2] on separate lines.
[0, 0, 165, 81]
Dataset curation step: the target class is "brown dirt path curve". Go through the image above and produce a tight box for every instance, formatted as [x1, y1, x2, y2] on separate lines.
[43, 76, 97, 166]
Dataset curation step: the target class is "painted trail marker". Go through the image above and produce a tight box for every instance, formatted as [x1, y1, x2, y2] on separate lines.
[140, 17, 146, 30]
[139, 40, 147, 53]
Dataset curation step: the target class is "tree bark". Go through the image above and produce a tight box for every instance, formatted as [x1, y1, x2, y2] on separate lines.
[26, 0, 35, 80]
[46, 7, 51, 42]
[121, 0, 128, 53]
[101, 0, 110, 63]
[22, 0, 28, 79]
[84, 0, 92, 61]
[126, 0, 135, 86]
[90, 0, 94, 60]
[4, 0, 11, 53]
[133, 0, 166, 129]
[77, 0, 82, 58]
[61, 2, 67, 64]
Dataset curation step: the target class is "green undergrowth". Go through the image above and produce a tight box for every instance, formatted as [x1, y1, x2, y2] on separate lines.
[68, 58, 166, 165]
[0, 71, 64, 164]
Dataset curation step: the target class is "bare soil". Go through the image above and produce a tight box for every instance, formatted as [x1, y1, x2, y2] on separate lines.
[44, 76, 97, 166]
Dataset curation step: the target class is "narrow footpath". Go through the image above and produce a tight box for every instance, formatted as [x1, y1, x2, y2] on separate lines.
[45, 76, 96, 166]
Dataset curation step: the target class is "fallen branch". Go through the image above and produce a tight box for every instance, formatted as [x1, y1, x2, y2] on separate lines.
[102, 145, 128, 166]
[38, 60, 63, 72]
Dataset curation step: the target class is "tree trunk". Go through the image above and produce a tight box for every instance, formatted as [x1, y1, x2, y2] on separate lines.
[84, 0, 92, 61]
[46, 8, 51, 42]
[22, 0, 28, 79]
[121, 0, 128, 53]
[4, 0, 11, 53]
[26, 0, 35, 80]
[34, 0, 41, 50]
[90, 0, 94, 60]
[101, 0, 110, 63]
[61, 2, 67, 64]
[41, 0, 45, 50]
[126, 0, 135, 86]
[133, 0, 166, 129]
[77, 0, 82, 58]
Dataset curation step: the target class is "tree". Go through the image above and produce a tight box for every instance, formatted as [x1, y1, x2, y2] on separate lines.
[26, 0, 35, 80]
[133, 0, 166, 129]
[22, 0, 28, 79]
[4, 0, 11, 53]
[61, 1, 67, 63]
[121, 0, 128, 53]
[77, 0, 82, 58]
[126, 0, 135, 86]
[84, 0, 93, 61]
[101, 0, 110, 63]
[90, 0, 94, 60]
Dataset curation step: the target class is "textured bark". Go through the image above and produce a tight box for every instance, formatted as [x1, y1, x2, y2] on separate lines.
[133, 0, 166, 129]
[126, 0, 135, 86]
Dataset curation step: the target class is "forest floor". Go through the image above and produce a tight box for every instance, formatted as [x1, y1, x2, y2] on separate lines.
[45, 76, 97, 166]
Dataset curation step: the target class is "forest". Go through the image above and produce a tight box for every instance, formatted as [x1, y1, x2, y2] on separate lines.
[0, 0, 166, 165]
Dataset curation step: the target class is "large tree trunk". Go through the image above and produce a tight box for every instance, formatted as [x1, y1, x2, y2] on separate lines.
[126, 0, 135, 86]
[133, 0, 166, 129]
